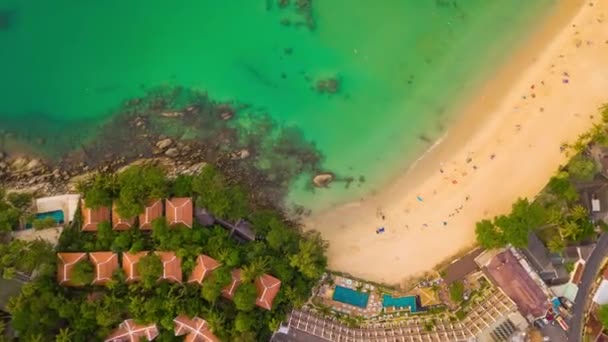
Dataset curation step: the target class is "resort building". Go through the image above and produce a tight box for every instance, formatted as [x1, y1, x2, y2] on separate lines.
[165, 197, 193, 228]
[89, 252, 119, 286]
[174, 315, 220, 342]
[576, 176, 608, 223]
[215, 218, 256, 242]
[443, 248, 484, 285]
[195, 207, 215, 227]
[122, 251, 148, 282]
[105, 319, 159, 342]
[112, 203, 135, 231]
[521, 233, 569, 286]
[156, 251, 183, 283]
[255, 273, 282, 310]
[81, 200, 110, 232]
[139, 199, 163, 230]
[56, 252, 88, 286]
[221, 269, 242, 300]
[188, 255, 221, 284]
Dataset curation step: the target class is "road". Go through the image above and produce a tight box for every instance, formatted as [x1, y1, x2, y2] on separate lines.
[567, 233, 608, 341]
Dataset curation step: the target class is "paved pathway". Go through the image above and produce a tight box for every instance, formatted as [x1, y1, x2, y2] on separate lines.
[568, 233, 608, 341]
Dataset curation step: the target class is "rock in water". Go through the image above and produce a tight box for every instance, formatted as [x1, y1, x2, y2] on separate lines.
[313, 173, 334, 187]
[156, 138, 173, 150]
[165, 148, 180, 158]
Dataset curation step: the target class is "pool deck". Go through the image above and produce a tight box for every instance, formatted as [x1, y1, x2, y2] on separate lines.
[35, 194, 80, 223]
[318, 276, 383, 318]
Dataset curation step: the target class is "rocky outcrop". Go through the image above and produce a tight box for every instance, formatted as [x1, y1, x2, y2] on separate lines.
[312, 173, 334, 187]
[155, 138, 173, 150]
[164, 148, 180, 158]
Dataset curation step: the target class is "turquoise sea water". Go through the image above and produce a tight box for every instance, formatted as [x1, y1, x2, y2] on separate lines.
[0, 0, 555, 211]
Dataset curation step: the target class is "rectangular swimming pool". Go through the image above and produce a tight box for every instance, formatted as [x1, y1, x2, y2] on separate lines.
[382, 294, 418, 312]
[26, 210, 65, 228]
[332, 286, 369, 308]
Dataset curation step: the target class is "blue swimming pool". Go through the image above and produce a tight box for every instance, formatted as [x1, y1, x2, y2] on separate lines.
[382, 294, 418, 312]
[37, 210, 65, 224]
[332, 286, 369, 308]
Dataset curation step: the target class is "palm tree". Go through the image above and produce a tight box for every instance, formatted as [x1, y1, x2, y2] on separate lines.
[55, 328, 74, 342]
[569, 204, 589, 222]
[547, 236, 565, 253]
[28, 334, 44, 342]
[241, 257, 270, 283]
[559, 220, 580, 241]
[204, 309, 226, 334]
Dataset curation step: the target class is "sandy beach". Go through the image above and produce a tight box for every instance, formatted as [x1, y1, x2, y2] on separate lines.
[305, 0, 608, 286]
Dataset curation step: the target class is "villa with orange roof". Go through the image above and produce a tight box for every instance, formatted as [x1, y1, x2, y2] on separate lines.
[156, 251, 182, 283]
[139, 199, 163, 230]
[122, 251, 149, 282]
[89, 252, 119, 286]
[174, 315, 220, 342]
[188, 255, 222, 285]
[112, 203, 135, 231]
[221, 269, 242, 300]
[57, 252, 88, 286]
[105, 319, 159, 342]
[255, 274, 282, 310]
[165, 197, 193, 228]
[81, 200, 110, 231]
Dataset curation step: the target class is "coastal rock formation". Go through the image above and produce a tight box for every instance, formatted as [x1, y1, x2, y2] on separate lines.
[313, 173, 334, 187]
[230, 149, 250, 160]
[164, 148, 180, 158]
[155, 138, 173, 150]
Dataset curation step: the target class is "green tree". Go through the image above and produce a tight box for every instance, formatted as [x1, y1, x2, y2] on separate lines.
[79, 173, 116, 209]
[598, 304, 608, 328]
[96, 221, 114, 250]
[570, 204, 589, 222]
[137, 254, 162, 288]
[568, 154, 598, 181]
[547, 236, 565, 253]
[201, 266, 232, 303]
[115, 165, 167, 218]
[499, 198, 547, 248]
[234, 312, 255, 333]
[172, 175, 193, 197]
[6, 192, 32, 211]
[192, 166, 250, 220]
[241, 257, 269, 283]
[289, 232, 327, 280]
[449, 281, 465, 303]
[55, 328, 74, 342]
[475, 219, 505, 249]
[71, 260, 94, 285]
[32, 216, 57, 230]
[547, 173, 579, 202]
[233, 282, 258, 312]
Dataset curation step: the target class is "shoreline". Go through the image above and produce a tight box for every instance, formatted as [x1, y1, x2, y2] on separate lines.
[305, 0, 608, 286]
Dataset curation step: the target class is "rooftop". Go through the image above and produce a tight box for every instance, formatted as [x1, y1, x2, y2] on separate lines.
[444, 248, 483, 285]
[484, 250, 549, 319]
[89, 252, 119, 286]
[166, 198, 193, 228]
[156, 251, 182, 283]
[521, 233, 569, 285]
[112, 203, 135, 231]
[105, 319, 159, 342]
[188, 255, 221, 285]
[122, 251, 148, 282]
[174, 315, 220, 342]
[139, 199, 163, 230]
[221, 269, 242, 299]
[81, 200, 110, 232]
[57, 252, 88, 286]
[255, 273, 282, 310]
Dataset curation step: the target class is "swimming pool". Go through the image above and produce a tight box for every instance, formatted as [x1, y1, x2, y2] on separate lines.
[332, 286, 369, 308]
[35, 210, 64, 224]
[382, 294, 418, 312]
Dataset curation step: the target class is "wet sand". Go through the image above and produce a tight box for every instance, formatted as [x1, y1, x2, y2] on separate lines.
[305, 0, 608, 286]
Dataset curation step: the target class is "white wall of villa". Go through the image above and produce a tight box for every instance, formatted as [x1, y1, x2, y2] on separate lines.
[35, 194, 80, 223]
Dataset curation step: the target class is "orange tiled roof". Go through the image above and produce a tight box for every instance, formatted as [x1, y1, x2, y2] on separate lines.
[139, 199, 163, 230]
[221, 269, 242, 299]
[57, 252, 88, 286]
[156, 251, 182, 283]
[573, 263, 585, 285]
[165, 198, 193, 228]
[255, 274, 282, 310]
[89, 252, 119, 286]
[122, 251, 149, 282]
[112, 203, 135, 231]
[188, 255, 221, 284]
[81, 200, 110, 232]
[174, 315, 220, 342]
[105, 319, 159, 342]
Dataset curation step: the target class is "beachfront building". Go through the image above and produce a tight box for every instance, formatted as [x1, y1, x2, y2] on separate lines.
[89, 252, 119, 286]
[187, 255, 221, 285]
[576, 176, 608, 223]
[81, 200, 110, 232]
[165, 197, 193, 228]
[255, 274, 282, 310]
[57, 252, 88, 286]
[139, 199, 163, 230]
[521, 233, 570, 286]
[215, 217, 256, 242]
[156, 251, 182, 283]
[122, 251, 148, 283]
[105, 319, 159, 342]
[111, 203, 135, 231]
[174, 315, 220, 342]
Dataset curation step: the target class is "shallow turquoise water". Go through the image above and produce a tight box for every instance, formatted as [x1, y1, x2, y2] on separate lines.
[0, 0, 555, 210]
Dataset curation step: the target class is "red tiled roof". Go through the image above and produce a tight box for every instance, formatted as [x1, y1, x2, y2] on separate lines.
[188, 255, 221, 284]
[105, 319, 159, 342]
[156, 251, 182, 283]
[81, 200, 110, 232]
[221, 269, 242, 299]
[89, 252, 119, 286]
[573, 263, 585, 284]
[603, 265, 608, 280]
[255, 274, 282, 310]
[139, 199, 163, 230]
[112, 203, 135, 231]
[122, 251, 149, 282]
[165, 198, 193, 228]
[57, 252, 88, 286]
[174, 315, 220, 342]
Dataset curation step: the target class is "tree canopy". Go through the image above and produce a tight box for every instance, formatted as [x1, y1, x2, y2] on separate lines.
[567, 154, 598, 181]
[115, 165, 168, 218]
